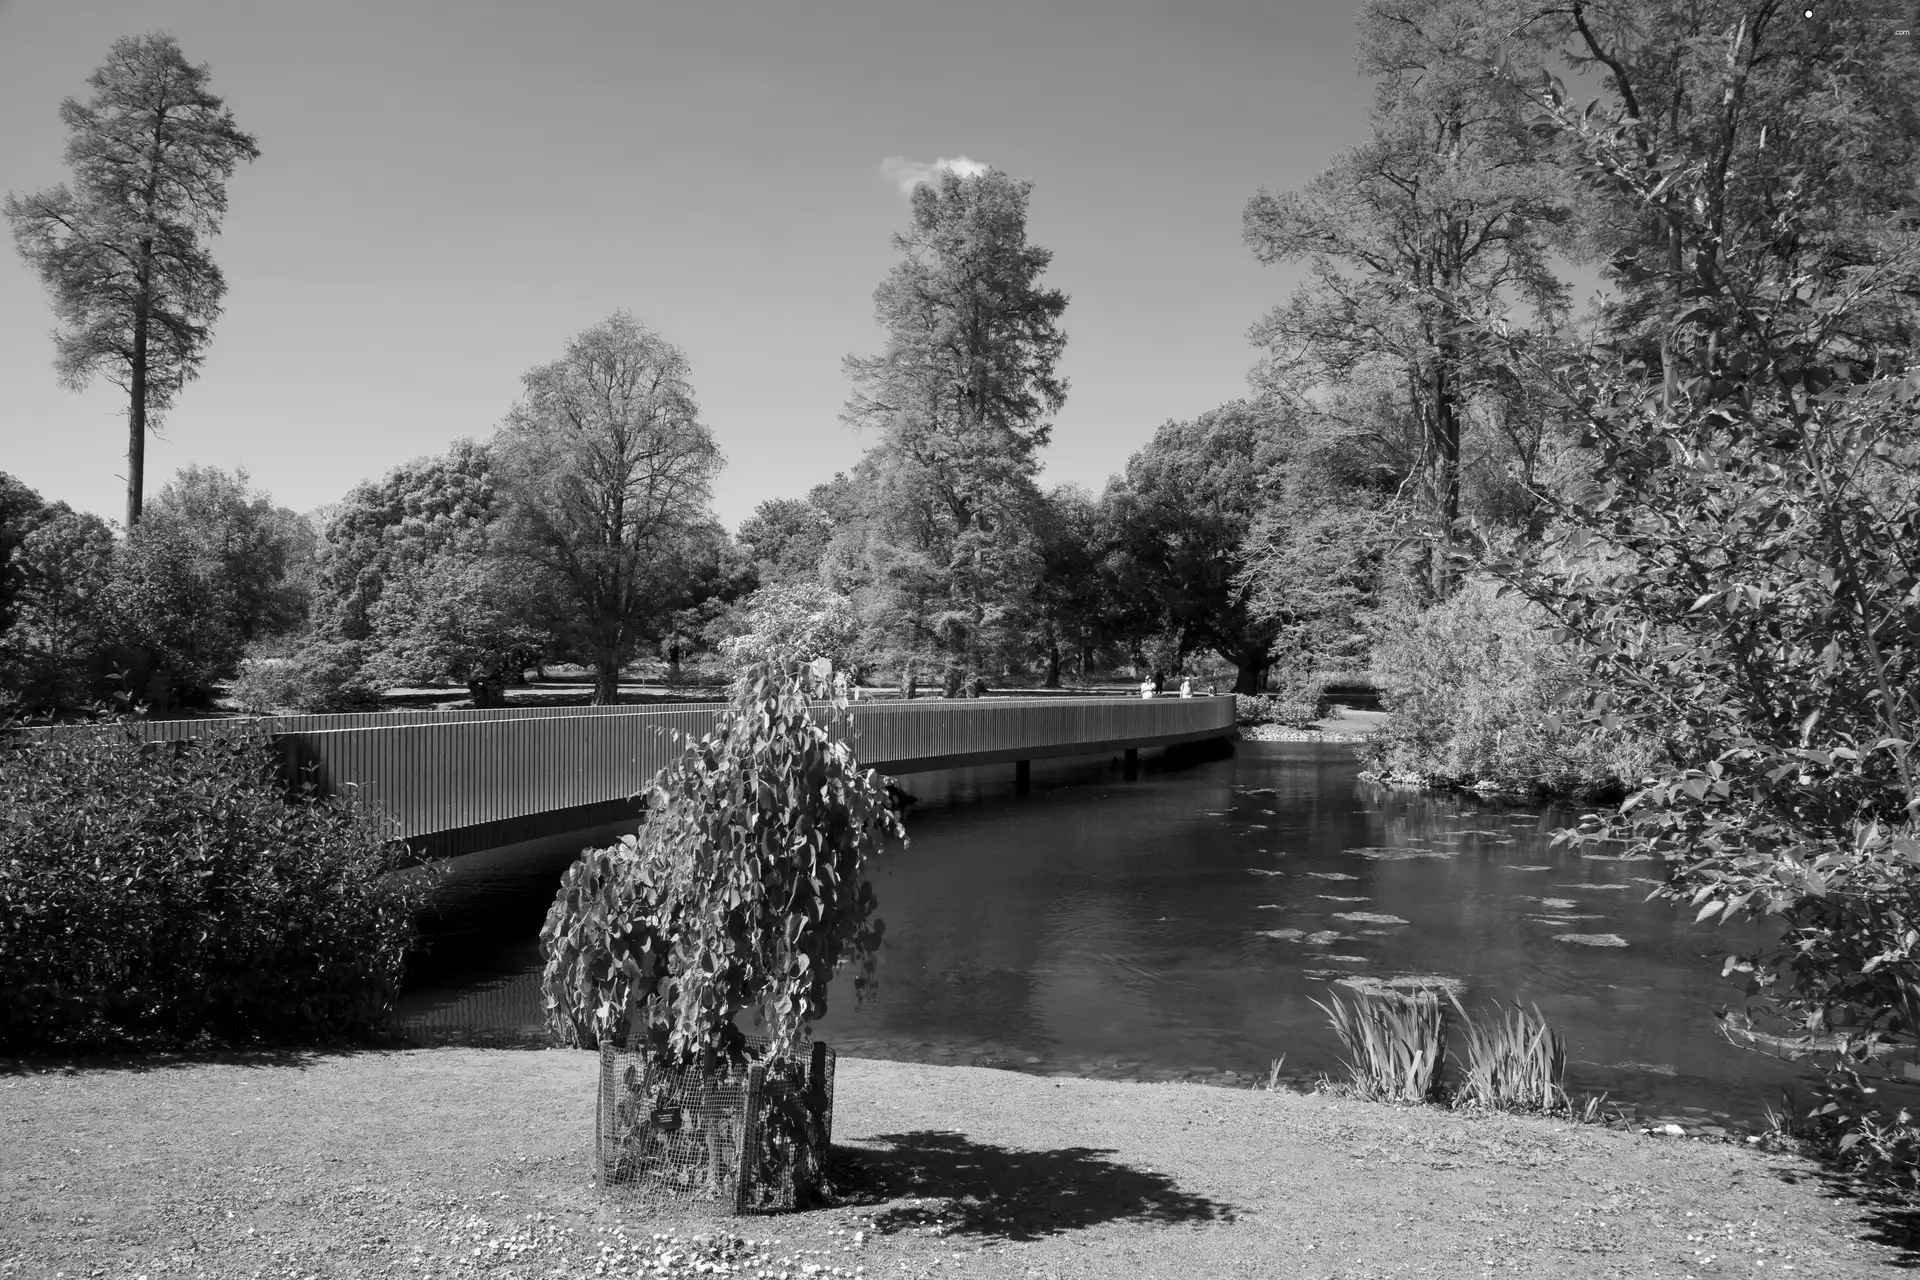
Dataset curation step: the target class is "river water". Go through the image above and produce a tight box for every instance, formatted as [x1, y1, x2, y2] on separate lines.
[395, 739, 1808, 1130]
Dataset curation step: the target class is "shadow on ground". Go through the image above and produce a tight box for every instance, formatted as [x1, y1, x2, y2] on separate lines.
[1762, 1147, 1920, 1268]
[0, 1033, 559, 1078]
[830, 1128, 1234, 1242]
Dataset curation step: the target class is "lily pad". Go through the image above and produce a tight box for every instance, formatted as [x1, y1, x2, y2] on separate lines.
[1350, 847, 1456, 861]
[1333, 912, 1410, 925]
[1336, 974, 1467, 999]
[1556, 932, 1629, 947]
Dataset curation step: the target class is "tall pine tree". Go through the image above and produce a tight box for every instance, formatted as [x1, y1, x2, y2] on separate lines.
[843, 168, 1068, 693]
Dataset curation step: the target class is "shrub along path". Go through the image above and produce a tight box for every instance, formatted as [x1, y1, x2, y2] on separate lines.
[0, 1049, 1902, 1278]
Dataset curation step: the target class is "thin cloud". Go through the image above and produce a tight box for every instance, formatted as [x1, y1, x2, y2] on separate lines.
[879, 155, 992, 194]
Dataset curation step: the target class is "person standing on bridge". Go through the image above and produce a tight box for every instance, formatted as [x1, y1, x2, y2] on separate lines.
[1180, 677, 1192, 698]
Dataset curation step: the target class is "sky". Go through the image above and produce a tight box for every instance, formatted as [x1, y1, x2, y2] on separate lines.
[0, 0, 1375, 530]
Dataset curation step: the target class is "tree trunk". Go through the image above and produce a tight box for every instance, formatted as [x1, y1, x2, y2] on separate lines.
[1231, 650, 1268, 695]
[1428, 322, 1462, 598]
[1044, 642, 1062, 689]
[127, 247, 152, 530]
[591, 650, 621, 705]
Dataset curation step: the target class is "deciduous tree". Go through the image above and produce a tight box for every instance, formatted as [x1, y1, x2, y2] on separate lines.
[1105, 402, 1290, 694]
[1244, 0, 1567, 592]
[496, 312, 723, 703]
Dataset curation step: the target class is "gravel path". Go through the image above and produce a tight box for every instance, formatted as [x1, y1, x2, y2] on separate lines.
[0, 1049, 1904, 1278]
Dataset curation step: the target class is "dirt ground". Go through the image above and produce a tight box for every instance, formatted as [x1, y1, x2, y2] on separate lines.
[0, 1048, 1908, 1279]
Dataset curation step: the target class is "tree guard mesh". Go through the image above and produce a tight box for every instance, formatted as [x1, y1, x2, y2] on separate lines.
[595, 1034, 835, 1213]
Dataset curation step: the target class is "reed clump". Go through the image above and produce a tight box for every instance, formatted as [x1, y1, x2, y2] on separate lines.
[1311, 990, 1448, 1103]
[1309, 988, 1602, 1120]
[1448, 996, 1568, 1113]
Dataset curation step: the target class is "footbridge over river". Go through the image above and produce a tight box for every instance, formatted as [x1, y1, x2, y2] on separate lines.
[119, 695, 1236, 857]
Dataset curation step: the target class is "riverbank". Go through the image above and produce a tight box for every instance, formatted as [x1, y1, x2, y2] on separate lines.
[2, 1048, 1901, 1278]
[1240, 707, 1389, 744]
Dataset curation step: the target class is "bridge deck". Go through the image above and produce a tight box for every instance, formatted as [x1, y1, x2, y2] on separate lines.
[97, 696, 1236, 856]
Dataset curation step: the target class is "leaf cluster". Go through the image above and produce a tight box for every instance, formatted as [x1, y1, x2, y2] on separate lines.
[539, 660, 906, 1066]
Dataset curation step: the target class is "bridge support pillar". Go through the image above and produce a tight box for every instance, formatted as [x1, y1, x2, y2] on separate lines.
[1123, 748, 1139, 780]
[1015, 759, 1031, 795]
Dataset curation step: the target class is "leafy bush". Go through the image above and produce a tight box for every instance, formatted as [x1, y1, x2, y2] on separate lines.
[0, 723, 430, 1051]
[1363, 577, 1660, 796]
[719, 581, 861, 675]
[539, 660, 906, 1064]
[228, 640, 378, 714]
[0, 506, 117, 712]
[1236, 675, 1340, 729]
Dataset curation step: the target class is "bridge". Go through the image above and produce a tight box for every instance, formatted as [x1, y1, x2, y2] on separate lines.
[118, 695, 1237, 857]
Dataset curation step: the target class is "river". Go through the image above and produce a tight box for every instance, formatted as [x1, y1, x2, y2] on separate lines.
[395, 738, 1810, 1130]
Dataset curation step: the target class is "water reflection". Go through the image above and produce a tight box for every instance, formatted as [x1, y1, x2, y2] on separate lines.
[396, 741, 1808, 1127]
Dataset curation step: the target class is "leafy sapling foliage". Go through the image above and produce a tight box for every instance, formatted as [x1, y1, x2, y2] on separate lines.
[540, 659, 907, 1067]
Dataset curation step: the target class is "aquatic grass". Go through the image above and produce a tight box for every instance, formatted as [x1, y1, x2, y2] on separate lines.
[1312, 991, 1448, 1103]
[1448, 997, 1569, 1113]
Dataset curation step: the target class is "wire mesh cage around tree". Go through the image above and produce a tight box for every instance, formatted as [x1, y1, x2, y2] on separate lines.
[594, 1033, 836, 1213]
